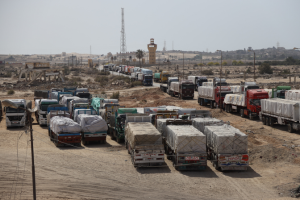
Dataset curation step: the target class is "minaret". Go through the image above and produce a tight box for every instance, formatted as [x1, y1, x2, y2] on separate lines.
[147, 38, 157, 64]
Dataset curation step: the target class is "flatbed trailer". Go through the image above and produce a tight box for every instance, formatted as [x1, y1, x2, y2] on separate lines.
[163, 120, 207, 170]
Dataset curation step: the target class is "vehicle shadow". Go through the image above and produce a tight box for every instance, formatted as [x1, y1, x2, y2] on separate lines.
[136, 165, 171, 174]
[84, 142, 113, 148]
[221, 166, 261, 178]
[5, 126, 27, 132]
[179, 166, 219, 178]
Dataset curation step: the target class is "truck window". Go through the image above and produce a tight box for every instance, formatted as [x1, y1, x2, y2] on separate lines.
[182, 85, 194, 89]
[6, 105, 25, 113]
[251, 99, 261, 106]
[41, 104, 50, 111]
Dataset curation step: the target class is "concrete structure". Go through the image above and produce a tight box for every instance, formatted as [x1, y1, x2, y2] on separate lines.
[62, 52, 66, 56]
[147, 38, 157, 64]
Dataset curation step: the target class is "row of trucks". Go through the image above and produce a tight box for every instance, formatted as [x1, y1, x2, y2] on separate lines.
[130, 68, 153, 86]
[154, 71, 170, 83]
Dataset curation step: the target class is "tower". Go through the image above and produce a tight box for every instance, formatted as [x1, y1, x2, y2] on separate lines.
[147, 38, 157, 64]
[277, 41, 280, 49]
[120, 8, 127, 58]
[163, 40, 166, 52]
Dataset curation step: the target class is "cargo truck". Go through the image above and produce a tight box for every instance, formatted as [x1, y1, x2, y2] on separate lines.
[160, 77, 179, 93]
[204, 124, 249, 171]
[125, 122, 165, 168]
[223, 82, 269, 119]
[169, 80, 195, 99]
[284, 89, 300, 101]
[159, 71, 170, 83]
[138, 74, 153, 86]
[4, 99, 32, 128]
[35, 99, 58, 125]
[198, 78, 232, 109]
[154, 73, 160, 82]
[63, 87, 77, 95]
[187, 76, 208, 91]
[260, 98, 300, 133]
[163, 120, 207, 170]
[108, 108, 137, 143]
[57, 92, 73, 102]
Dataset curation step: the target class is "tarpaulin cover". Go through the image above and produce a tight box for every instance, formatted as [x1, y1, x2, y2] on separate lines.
[50, 92, 58, 100]
[50, 116, 81, 133]
[202, 82, 213, 87]
[138, 73, 143, 81]
[166, 125, 206, 153]
[91, 98, 103, 111]
[73, 109, 98, 121]
[170, 82, 179, 93]
[47, 111, 70, 126]
[126, 115, 151, 124]
[156, 118, 182, 137]
[285, 90, 300, 101]
[165, 106, 182, 111]
[77, 114, 107, 133]
[198, 86, 214, 99]
[154, 73, 161, 79]
[224, 94, 245, 106]
[204, 125, 248, 154]
[229, 85, 241, 93]
[68, 98, 89, 113]
[261, 98, 299, 121]
[125, 122, 163, 149]
[131, 73, 136, 78]
[192, 118, 224, 133]
[60, 96, 79, 107]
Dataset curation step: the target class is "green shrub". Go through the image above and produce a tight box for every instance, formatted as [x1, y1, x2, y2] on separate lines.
[258, 63, 273, 74]
[111, 91, 120, 99]
[7, 90, 15, 95]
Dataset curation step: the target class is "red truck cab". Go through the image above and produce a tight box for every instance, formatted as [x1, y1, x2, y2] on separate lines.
[214, 86, 232, 107]
[241, 89, 269, 119]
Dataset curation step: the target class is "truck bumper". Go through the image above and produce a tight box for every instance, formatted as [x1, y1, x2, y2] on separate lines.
[83, 132, 107, 141]
[39, 118, 48, 125]
[221, 166, 248, 171]
[57, 134, 81, 145]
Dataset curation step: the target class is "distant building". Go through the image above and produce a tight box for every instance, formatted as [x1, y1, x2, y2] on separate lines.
[69, 56, 77, 66]
[62, 52, 66, 56]
[147, 38, 157, 64]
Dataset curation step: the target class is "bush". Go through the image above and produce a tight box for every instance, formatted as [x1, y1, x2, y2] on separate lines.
[131, 81, 142, 87]
[246, 67, 252, 73]
[222, 61, 227, 66]
[258, 63, 273, 74]
[95, 76, 108, 83]
[207, 62, 214, 66]
[214, 62, 219, 66]
[7, 90, 15, 95]
[202, 69, 214, 75]
[111, 91, 120, 99]
[98, 70, 110, 75]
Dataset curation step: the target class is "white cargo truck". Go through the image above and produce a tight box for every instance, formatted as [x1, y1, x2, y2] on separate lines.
[35, 99, 58, 125]
[260, 98, 300, 132]
[204, 124, 249, 171]
[5, 99, 31, 128]
[125, 122, 165, 168]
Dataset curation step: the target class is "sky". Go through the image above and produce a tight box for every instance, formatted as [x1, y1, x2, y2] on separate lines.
[0, 0, 299, 55]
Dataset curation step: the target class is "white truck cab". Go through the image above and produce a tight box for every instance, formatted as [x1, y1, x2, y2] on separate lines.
[35, 99, 58, 125]
[5, 99, 27, 128]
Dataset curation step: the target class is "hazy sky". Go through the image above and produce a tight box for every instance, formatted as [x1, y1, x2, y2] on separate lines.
[0, 0, 299, 55]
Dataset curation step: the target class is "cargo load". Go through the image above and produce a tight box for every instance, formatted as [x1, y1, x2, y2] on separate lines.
[165, 125, 206, 153]
[170, 82, 179, 93]
[73, 109, 98, 121]
[50, 116, 81, 134]
[229, 86, 241, 93]
[192, 118, 224, 133]
[202, 82, 213, 87]
[77, 114, 108, 133]
[126, 114, 151, 124]
[285, 90, 300, 101]
[156, 118, 181, 136]
[198, 86, 214, 99]
[69, 98, 89, 113]
[125, 122, 163, 150]
[204, 125, 247, 154]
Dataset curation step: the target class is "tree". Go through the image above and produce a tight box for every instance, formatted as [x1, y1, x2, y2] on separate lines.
[237, 61, 244, 65]
[135, 49, 145, 67]
[232, 60, 237, 65]
[258, 63, 273, 74]
[207, 62, 214, 66]
[222, 61, 227, 66]
[214, 62, 220, 66]
[198, 63, 204, 66]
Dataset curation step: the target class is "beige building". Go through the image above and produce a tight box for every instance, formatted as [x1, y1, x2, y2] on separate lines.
[147, 38, 157, 64]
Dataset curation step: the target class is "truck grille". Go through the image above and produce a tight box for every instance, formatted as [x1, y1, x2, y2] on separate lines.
[7, 116, 23, 121]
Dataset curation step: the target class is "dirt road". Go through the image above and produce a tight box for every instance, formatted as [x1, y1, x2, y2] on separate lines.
[0, 89, 300, 199]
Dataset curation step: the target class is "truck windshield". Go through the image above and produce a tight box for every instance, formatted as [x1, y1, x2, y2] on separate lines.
[163, 74, 170, 77]
[41, 104, 50, 111]
[145, 76, 152, 79]
[182, 85, 194, 89]
[215, 82, 228, 86]
[251, 99, 261, 106]
[6, 105, 25, 113]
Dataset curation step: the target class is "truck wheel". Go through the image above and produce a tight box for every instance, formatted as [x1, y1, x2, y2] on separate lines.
[287, 124, 294, 133]
[269, 118, 274, 127]
[116, 137, 121, 143]
[213, 155, 220, 170]
[210, 101, 214, 109]
[249, 112, 253, 120]
[240, 109, 245, 118]
[262, 116, 266, 125]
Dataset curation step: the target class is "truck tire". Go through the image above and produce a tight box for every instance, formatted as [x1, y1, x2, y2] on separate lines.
[287, 124, 293, 133]
[116, 137, 121, 143]
[262, 116, 266, 125]
[269, 118, 275, 127]
[213, 155, 220, 170]
[240, 109, 245, 118]
[210, 101, 214, 109]
[249, 112, 253, 120]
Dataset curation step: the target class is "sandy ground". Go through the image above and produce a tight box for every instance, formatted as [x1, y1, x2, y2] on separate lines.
[0, 88, 300, 199]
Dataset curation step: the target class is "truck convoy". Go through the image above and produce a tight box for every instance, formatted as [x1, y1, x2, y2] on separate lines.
[154, 71, 170, 83]
[260, 98, 300, 132]
[198, 78, 232, 109]
[35, 99, 58, 125]
[188, 76, 208, 91]
[138, 73, 153, 86]
[169, 80, 195, 99]
[5, 99, 32, 128]
[223, 82, 269, 119]
[125, 122, 165, 168]
[160, 77, 179, 93]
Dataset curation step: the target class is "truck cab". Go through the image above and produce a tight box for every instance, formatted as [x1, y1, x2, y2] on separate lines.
[5, 99, 28, 128]
[154, 73, 160, 82]
[179, 80, 195, 99]
[160, 71, 170, 83]
[35, 99, 58, 125]
[214, 86, 232, 107]
[143, 74, 153, 86]
[273, 86, 291, 98]
[243, 89, 269, 118]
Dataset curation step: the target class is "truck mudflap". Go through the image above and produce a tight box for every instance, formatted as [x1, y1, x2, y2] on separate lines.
[174, 154, 207, 170]
[218, 154, 249, 171]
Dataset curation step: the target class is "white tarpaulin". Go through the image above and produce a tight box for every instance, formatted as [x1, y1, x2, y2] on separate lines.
[198, 86, 214, 99]
[192, 118, 224, 133]
[50, 92, 58, 100]
[202, 82, 213, 87]
[156, 118, 182, 137]
[50, 116, 81, 133]
[60, 96, 79, 107]
[125, 122, 163, 149]
[165, 106, 182, 111]
[165, 125, 206, 153]
[73, 109, 98, 121]
[230, 85, 241, 93]
[68, 98, 89, 113]
[77, 114, 108, 133]
[204, 125, 248, 154]
[263, 89, 272, 99]
[170, 82, 179, 93]
[126, 115, 151, 124]
[285, 90, 300, 101]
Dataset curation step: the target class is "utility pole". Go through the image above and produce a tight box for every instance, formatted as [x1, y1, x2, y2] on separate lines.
[182, 52, 184, 80]
[217, 50, 222, 112]
[28, 111, 37, 200]
[248, 50, 256, 81]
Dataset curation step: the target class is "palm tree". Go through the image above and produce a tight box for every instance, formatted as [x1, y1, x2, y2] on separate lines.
[135, 49, 145, 67]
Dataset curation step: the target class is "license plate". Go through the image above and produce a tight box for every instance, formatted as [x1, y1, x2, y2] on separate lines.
[227, 156, 240, 161]
[12, 121, 19, 124]
[232, 106, 237, 109]
[185, 156, 199, 161]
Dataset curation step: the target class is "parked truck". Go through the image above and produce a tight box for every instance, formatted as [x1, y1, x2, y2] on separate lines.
[63, 87, 77, 95]
[260, 98, 300, 133]
[204, 124, 249, 171]
[125, 122, 165, 168]
[154, 73, 160, 82]
[160, 77, 179, 93]
[198, 78, 232, 109]
[223, 82, 269, 119]
[35, 99, 58, 125]
[169, 80, 195, 99]
[187, 76, 208, 91]
[77, 114, 108, 145]
[159, 71, 170, 83]
[163, 120, 207, 170]
[4, 99, 32, 128]
[138, 73, 153, 86]
[108, 108, 137, 143]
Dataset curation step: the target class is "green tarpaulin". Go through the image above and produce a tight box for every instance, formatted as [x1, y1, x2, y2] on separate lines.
[117, 108, 137, 114]
[91, 98, 103, 111]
